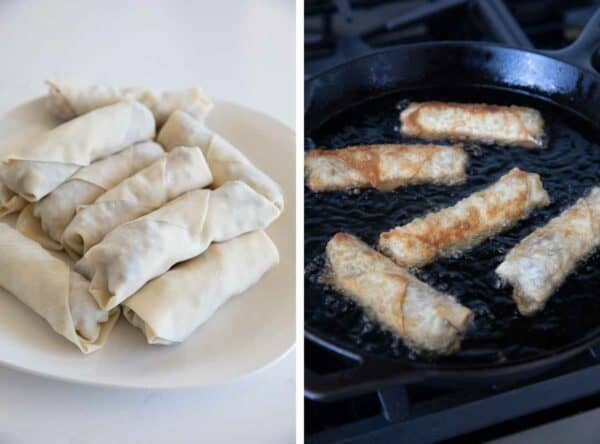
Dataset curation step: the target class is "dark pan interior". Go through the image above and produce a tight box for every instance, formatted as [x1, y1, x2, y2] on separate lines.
[305, 85, 600, 367]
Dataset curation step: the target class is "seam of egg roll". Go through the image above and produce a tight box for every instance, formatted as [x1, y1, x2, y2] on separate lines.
[16, 204, 62, 250]
[400, 101, 546, 148]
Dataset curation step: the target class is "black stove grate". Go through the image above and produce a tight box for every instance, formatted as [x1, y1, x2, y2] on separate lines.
[304, 0, 600, 77]
[307, 340, 600, 442]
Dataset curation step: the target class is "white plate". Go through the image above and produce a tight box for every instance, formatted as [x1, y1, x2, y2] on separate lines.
[0, 98, 296, 389]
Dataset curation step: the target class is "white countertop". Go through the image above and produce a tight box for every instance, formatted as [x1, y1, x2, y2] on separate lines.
[0, 1, 296, 443]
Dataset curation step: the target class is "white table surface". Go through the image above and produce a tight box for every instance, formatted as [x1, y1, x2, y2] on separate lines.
[0, 1, 296, 443]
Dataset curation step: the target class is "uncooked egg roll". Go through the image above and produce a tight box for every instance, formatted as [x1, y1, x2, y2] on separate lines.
[46, 81, 213, 126]
[62, 146, 212, 258]
[123, 231, 279, 344]
[75, 181, 280, 310]
[0, 223, 118, 353]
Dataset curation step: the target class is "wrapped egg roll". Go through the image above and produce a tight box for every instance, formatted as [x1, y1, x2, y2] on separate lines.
[123, 230, 279, 344]
[17, 141, 164, 248]
[75, 181, 280, 310]
[0, 101, 155, 202]
[0, 223, 118, 353]
[0, 185, 26, 217]
[400, 101, 546, 148]
[304, 143, 467, 192]
[62, 146, 212, 258]
[326, 233, 473, 354]
[47, 81, 213, 126]
[497, 187, 600, 315]
[379, 168, 550, 267]
[157, 110, 284, 211]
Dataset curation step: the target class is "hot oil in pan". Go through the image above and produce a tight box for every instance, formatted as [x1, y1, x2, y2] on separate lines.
[304, 87, 600, 365]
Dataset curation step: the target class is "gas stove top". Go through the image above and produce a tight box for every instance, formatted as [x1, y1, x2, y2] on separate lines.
[304, 1, 600, 442]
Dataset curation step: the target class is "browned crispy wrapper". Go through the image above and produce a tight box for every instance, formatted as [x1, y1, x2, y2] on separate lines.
[379, 168, 550, 267]
[305, 143, 467, 192]
[326, 232, 473, 355]
[400, 101, 546, 148]
[497, 187, 600, 315]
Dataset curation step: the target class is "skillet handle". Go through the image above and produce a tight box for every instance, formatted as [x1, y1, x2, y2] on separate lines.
[305, 360, 425, 402]
[541, 7, 600, 72]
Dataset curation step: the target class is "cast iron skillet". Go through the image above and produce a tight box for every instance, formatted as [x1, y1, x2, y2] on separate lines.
[305, 9, 600, 401]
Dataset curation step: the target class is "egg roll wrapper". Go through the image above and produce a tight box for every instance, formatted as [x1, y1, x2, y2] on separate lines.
[0, 101, 155, 202]
[400, 101, 545, 148]
[17, 141, 164, 246]
[123, 231, 279, 344]
[47, 81, 213, 126]
[157, 110, 284, 211]
[0, 223, 118, 353]
[379, 168, 550, 267]
[497, 187, 600, 315]
[304, 143, 467, 192]
[76, 181, 279, 310]
[326, 233, 473, 354]
[63, 146, 212, 258]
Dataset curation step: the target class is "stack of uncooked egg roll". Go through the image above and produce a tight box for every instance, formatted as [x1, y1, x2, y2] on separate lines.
[17, 141, 165, 249]
[0, 100, 156, 203]
[0, 81, 283, 353]
[76, 181, 279, 310]
[62, 145, 212, 258]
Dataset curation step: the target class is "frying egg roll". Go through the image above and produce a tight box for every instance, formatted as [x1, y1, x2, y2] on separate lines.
[18, 141, 164, 248]
[157, 110, 284, 212]
[0, 101, 155, 202]
[0, 223, 118, 353]
[326, 233, 473, 354]
[304, 143, 467, 192]
[496, 187, 600, 315]
[75, 181, 280, 310]
[400, 101, 546, 148]
[62, 146, 212, 258]
[123, 231, 279, 344]
[47, 81, 213, 126]
[379, 168, 550, 267]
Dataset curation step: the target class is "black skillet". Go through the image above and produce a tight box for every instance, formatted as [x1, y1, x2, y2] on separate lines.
[305, 9, 600, 401]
